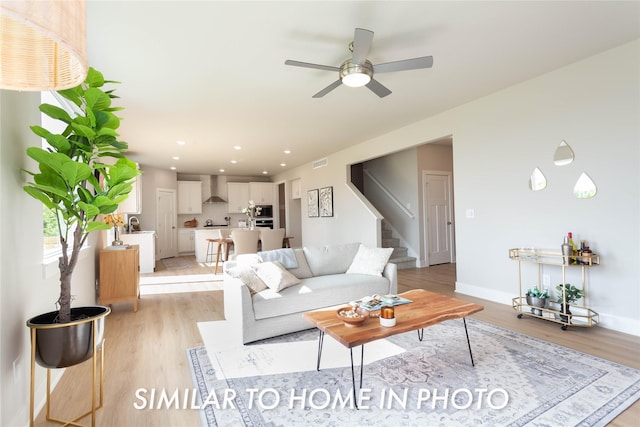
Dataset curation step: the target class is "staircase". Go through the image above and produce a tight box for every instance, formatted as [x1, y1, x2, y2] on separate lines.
[381, 220, 416, 270]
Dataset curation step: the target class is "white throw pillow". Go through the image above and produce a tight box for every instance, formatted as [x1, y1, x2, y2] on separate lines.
[226, 265, 268, 295]
[346, 244, 394, 277]
[254, 261, 301, 292]
[235, 253, 262, 267]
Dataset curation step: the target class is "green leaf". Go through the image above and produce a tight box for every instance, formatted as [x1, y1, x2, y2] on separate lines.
[56, 88, 82, 107]
[85, 67, 105, 88]
[77, 201, 101, 219]
[87, 221, 111, 233]
[39, 103, 72, 123]
[85, 87, 111, 110]
[70, 123, 96, 139]
[44, 134, 71, 153]
[23, 186, 57, 209]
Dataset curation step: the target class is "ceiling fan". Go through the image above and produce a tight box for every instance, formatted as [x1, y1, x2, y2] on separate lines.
[285, 28, 433, 98]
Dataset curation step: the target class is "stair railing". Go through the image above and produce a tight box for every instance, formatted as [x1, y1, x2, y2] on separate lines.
[363, 168, 415, 219]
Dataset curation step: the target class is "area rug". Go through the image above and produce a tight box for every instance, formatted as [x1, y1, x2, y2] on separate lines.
[188, 319, 640, 427]
[161, 256, 196, 270]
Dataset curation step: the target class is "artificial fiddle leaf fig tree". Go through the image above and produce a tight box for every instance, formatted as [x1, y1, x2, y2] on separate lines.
[23, 67, 140, 324]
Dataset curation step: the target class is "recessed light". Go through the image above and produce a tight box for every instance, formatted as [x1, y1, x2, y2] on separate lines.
[230, 160, 237, 164]
[170, 166, 177, 170]
[262, 170, 268, 175]
[283, 150, 291, 154]
[172, 156, 180, 160]
[233, 146, 242, 150]
[219, 168, 225, 173]
[280, 163, 286, 167]
[176, 140, 186, 145]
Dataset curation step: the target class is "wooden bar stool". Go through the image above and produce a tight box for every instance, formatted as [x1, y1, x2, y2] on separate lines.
[205, 239, 217, 264]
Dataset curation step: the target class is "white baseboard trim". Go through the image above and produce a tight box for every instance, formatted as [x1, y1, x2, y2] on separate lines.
[455, 281, 639, 337]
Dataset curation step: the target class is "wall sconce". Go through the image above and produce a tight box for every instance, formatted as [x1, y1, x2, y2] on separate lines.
[0, 0, 87, 91]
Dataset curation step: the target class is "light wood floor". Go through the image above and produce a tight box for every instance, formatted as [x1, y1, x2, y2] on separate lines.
[36, 263, 639, 426]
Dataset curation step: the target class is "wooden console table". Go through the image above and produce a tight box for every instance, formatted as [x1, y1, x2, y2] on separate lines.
[99, 245, 140, 311]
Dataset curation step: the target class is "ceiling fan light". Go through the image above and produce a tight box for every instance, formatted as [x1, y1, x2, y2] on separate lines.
[342, 73, 371, 88]
[340, 59, 373, 88]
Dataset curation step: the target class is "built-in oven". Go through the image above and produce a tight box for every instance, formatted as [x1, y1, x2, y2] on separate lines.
[254, 219, 274, 229]
[255, 205, 273, 218]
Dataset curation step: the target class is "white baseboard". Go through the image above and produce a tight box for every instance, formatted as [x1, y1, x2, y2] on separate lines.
[455, 281, 639, 337]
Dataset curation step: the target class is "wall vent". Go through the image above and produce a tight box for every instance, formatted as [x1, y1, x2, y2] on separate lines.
[312, 157, 328, 169]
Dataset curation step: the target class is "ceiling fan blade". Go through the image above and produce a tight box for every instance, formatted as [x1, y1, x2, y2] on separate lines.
[285, 60, 340, 72]
[374, 56, 434, 73]
[352, 28, 374, 64]
[312, 80, 342, 98]
[366, 79, 392, 98]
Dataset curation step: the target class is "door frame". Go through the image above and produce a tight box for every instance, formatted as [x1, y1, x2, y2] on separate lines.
[422, 170, 455, 266]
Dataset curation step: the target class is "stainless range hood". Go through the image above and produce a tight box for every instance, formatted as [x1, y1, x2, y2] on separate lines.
[202, 175, 227, 204]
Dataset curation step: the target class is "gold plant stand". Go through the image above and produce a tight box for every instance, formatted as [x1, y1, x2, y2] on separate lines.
[29, 317, 105, 427]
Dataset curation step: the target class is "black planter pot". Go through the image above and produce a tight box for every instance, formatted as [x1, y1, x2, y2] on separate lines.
[26, 306, 110, 369]
[559, 303, 572, 324]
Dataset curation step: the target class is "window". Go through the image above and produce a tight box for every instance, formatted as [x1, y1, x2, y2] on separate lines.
[40, 91, 81, 259]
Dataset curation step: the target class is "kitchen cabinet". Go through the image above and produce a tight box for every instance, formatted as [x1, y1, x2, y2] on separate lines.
[227, 182, 250, 213]
[120, 231, 156, 274]
[178, 228, 196, 253]
[291, 178, 301, 199]
[177, 181, 202, 214]
[249, 182, 275, 205]
[118, 172, 142, 214]
[99, 245, 140, 312]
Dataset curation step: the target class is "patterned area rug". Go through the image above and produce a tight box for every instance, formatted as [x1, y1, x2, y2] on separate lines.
[188, 319, 640, 427]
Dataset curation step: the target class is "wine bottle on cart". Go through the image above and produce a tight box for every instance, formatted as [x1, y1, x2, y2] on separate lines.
[568, 232, 577, 264]
[561, 235, 571, 265]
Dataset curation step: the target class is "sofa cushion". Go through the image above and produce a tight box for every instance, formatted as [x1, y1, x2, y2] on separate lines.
[252, 273, 391, 320]
[254, 261, 301, 292]
[287, 248, 313, 279]
[226, 265, 268, 295]
[303, 242, 360, 276]
[346, 244, 394, 277]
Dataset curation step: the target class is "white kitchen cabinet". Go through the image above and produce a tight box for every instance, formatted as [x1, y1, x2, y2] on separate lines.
[227, 182, 250, 213]
[178, 228, 196, 253]
[291, 178, 301, 200]
[118, 169, 142, 214]
[249, 182, 275, 205]
[177, 181, 202, 214]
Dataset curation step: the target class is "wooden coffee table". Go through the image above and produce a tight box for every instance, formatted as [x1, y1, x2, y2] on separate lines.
[303, 289, 484, 408]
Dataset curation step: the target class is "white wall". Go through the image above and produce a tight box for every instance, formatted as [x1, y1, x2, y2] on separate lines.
[274, 39, 640, 335]
[1, 90, 99, 426]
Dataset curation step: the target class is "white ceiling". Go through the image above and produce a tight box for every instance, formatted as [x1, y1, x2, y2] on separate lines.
[85, 1, 640, 176]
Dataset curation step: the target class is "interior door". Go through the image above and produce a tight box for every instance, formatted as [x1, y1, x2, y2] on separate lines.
[424, 172, 454, 265]
[156, 188, 177, 259]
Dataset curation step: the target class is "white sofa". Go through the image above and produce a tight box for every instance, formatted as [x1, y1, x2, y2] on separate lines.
[223, 242, 398, 344]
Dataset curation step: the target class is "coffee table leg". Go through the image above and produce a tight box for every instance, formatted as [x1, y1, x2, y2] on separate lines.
[349, 345, 364, 410]
[316, 330, 325, 371]
[417, 328, 424, 341]
[463, 318, 475, 367]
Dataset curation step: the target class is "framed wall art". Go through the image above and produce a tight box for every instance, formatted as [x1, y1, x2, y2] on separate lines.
[307, 189, 319, 217]
[319, 186, 333, 217]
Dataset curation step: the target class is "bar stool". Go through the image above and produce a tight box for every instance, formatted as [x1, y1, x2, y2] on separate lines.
[205, 239, 217, 264]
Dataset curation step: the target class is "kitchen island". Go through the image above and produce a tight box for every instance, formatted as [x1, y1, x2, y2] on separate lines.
[194, 227, 230, 263]
[120, 231, 156, 274]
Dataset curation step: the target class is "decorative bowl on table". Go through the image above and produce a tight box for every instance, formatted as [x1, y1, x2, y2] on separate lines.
[336, 306, 369, 327]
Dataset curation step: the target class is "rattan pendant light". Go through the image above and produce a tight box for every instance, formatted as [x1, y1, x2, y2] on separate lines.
[0, 0, 87, 91]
